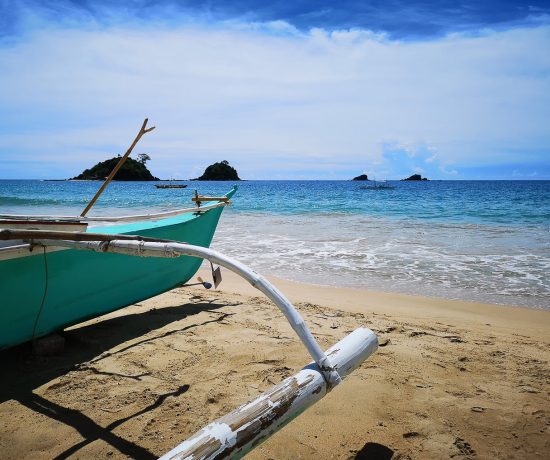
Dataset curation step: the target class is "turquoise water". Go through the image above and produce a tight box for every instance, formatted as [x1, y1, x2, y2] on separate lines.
[1, 180, 549, 309]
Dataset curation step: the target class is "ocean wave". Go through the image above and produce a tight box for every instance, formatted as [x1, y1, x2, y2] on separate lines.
[0, 196, 73, 206]
[212, 213, 550, 309]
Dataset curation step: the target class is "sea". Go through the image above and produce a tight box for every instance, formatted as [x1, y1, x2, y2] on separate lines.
[1, 179, 549, 310]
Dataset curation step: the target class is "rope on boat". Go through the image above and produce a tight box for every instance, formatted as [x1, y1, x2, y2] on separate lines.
[31, 246, 49, 342]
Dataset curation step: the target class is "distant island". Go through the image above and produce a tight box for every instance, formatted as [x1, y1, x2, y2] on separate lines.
[192, 160, 241, 181]
[72, 154, 159, 181]
[402, 174, 428, 181]
[352, 174, 369, 181]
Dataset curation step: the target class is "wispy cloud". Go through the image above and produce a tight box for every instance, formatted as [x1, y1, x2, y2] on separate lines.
[3, 1, 549, 40]
[0, 2, 549, 179]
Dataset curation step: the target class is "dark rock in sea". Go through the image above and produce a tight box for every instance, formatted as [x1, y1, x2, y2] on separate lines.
[192, 160, 241, 181]
[402, 174, 428, 181]
[72, 156, 159, 181]
[352, 174, 369, 181]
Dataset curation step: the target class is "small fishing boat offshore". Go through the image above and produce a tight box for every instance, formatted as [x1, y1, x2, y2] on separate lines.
[0, 119, 378, 459]
[155, 183, 188, 189]
[359, 180, 395, 190]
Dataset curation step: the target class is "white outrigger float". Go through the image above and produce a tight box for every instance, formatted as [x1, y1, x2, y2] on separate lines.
[1, 228, 379, 459]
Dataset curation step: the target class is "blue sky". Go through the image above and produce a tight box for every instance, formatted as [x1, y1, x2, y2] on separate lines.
[1, 0, 549, 179]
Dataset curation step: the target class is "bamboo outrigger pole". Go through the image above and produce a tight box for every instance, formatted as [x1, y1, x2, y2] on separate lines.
[80, 118, 155, 217]
[0, 229, 379, 459]
[22, 236, 343, 387]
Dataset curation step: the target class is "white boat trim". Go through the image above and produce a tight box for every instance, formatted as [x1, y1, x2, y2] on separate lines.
[0, 201, 228, 224]
[0, 241, 65, 261]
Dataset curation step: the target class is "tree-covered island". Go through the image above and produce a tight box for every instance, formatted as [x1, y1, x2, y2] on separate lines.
[72, 153, 159, 181]
[192, 160, 241, 181]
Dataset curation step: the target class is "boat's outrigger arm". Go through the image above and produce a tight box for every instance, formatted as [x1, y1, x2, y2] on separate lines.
[0, 229, 378, 460]
[23, 235, 345, 386]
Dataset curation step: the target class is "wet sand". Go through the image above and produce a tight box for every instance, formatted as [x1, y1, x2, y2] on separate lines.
[1, 270, 548, 459]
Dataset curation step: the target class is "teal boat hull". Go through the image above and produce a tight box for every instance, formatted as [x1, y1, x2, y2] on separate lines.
[0, 188, 235, 350]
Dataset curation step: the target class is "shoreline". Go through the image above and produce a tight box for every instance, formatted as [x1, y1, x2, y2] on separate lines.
[197, 268, 550, 338]
[2, 179, 549, 310]
[210, 210, 550, 311]
[1, 273, 548, 458]
[263, 274, 550, 312]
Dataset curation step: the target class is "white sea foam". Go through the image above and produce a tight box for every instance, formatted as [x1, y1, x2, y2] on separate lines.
[210, 212, 550, 309]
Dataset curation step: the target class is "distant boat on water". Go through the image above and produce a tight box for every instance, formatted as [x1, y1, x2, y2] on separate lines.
[359, 180, 395, 190]
[155, 176, 188, 188]
[155, 184, 188, 189]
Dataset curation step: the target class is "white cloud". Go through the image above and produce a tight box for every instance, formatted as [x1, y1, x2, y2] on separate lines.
[0, 20, 549, 178]
[425, 153, 438, 163]
[439, 165, 459, 175]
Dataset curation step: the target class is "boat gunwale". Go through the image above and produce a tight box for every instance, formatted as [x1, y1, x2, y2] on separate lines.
[0, 183, 238, 223]
[0, 185, 237, 261]
[0, 201, 227, 223]
[0, 208, 210, 261]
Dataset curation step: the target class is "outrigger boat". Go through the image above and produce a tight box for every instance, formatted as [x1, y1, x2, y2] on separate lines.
[0, 119, 235, 351]
[0, 119, 378, 459]
[0, 189, 236, 350]
[155, 184, 188, 188]
[359, 180, 395, 190]
[155, 182, 188, 189]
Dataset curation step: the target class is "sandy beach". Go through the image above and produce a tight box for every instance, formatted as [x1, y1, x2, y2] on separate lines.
[1, 269, 548, 459]
[2, 1, 549, 458]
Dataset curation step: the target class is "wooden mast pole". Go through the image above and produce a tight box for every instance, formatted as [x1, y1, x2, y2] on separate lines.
[80, 118, 155, 217]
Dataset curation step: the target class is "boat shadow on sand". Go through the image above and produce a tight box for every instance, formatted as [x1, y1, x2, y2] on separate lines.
[0, 295, 241, 460]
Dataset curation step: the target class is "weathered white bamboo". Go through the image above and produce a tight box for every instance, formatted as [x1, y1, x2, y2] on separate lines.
[159, 327, 378, 460]
[31, 238, 342, 387]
